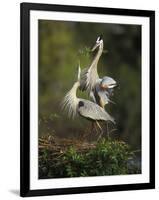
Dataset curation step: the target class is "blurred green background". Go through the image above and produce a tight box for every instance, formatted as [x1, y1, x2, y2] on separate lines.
[38, 20, 141, 149]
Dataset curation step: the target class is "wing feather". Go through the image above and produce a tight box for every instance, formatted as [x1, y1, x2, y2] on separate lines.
[78, 99, 115, 123]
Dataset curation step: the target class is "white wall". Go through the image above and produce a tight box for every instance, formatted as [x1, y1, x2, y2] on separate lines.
[0, 0, 158, 199]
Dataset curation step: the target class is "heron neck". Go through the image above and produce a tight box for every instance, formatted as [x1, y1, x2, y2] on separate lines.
[91, 42, 103, 67]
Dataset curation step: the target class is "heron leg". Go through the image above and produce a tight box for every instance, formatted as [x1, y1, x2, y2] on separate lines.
[107, 123, 117, 138]
[109, 128, 118, 134]
[96, 121, 103, 141]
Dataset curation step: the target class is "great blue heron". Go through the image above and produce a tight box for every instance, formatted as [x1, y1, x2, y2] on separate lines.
[62, 66, 115, 138]
[80, 36, 118, 108]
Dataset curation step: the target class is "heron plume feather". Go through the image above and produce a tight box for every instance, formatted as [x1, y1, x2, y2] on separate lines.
[61, 81, 79, 119]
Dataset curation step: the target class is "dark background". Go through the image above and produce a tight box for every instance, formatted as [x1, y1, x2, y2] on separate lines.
[38, 20, 141, 149]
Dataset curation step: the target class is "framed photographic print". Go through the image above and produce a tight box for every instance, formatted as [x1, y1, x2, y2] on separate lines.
[20, 2, 155, 197]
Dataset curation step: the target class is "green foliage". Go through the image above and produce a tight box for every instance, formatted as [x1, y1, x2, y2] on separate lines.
[39, 139, 140, 178]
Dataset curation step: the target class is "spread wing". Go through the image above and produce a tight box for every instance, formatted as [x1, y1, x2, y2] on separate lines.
[78, 99, 115, 123]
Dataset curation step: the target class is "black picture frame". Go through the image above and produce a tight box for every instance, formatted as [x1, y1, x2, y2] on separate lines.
[20, 2, 155, 197]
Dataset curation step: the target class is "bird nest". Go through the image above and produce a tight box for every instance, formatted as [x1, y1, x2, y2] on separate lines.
[39, 135, 97, 155]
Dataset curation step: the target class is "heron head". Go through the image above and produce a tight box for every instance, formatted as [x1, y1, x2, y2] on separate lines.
[100, 76, 119, 92]
[91, 35, 103, 51]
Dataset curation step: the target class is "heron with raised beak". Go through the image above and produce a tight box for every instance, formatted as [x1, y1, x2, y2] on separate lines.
[80, 35, 118, 108]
